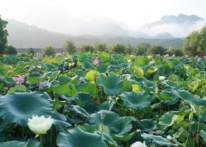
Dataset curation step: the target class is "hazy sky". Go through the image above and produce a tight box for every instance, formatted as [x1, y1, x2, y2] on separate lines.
[1, 0, 206, 36]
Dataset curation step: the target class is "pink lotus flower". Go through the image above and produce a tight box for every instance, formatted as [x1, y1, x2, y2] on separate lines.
[93, 58, 99, 66]
[16, 77, 25, 84]
[56, 53, 62, 56]
[156, 54, 161, 57]
[203, 56, 206, 58]
[39, 82, 46, 88]
[165, 54, 169, 57]
[172, 54, 176, 57]
[130, 55, 134, 58]
[195, 55, 199, 58]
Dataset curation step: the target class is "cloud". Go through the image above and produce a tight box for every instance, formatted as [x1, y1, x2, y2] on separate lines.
[137, 20, 206, 37]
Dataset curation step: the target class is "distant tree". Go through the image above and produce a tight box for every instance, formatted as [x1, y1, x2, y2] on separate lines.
[125, 44, 134, 54]
[166, 47, 183, 56]
[0, 15, 8, 55]
[80, 44, 95, 52]
[135, 42, 151, 55]
[183, 31, 200, 56]
[183, 25, 206, 56]
[94, 42, 107, 52]
[41, 45, 56, 57]
[63, 40, 76, 54]
[147, 44, 166, 55]
[109, 43, 126, 54]
[4, 45, 17, 55]
[27, 48, 35, 55]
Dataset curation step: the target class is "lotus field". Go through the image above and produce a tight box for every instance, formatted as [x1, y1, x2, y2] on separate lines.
[1, 52, 206, 147]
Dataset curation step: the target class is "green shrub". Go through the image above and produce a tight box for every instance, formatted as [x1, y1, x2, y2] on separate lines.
[41, 45, 56, 57]
[4, 45, 17, 55]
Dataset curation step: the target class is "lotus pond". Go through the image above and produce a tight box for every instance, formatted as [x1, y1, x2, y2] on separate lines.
[1, 52, 206, 147]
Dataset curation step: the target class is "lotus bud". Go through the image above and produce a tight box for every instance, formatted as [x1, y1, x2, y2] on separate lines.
[130, 54, 134, 58]
[159, 76, 165, 81]
[128, 59, 131, 63]
[93, 58, 99, 66]
[131, 141, 147, 147]
[195, 55, 199, 58]
[156, 54, 161, 57]
[39, 82, 46, 88]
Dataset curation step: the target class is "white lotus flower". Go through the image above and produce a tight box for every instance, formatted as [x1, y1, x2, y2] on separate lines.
[159, 76, 165, 81]
[128, 60, 131, 63]
[167, 135, 172, 140]
[131, 141, 147, 147]
[28, 115, 53, 136]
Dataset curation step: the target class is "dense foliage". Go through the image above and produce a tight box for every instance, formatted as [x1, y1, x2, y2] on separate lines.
[1, 52, 206, 147]
[183, 25, 206, 56]
[0, 15, 8, 55]
[4, 45, 17, 55]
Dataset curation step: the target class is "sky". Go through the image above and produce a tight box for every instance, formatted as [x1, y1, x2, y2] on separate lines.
[1, 0, 206, 37]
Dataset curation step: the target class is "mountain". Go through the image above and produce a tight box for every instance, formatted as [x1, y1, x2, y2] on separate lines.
[144, 14, 204, 28]
[5, 19, 184, 48]
[155, 32, 174, 39]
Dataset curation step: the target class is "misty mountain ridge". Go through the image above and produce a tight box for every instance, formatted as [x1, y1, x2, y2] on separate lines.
[144, 14, 204, 28]
[5, 14, 204, 48]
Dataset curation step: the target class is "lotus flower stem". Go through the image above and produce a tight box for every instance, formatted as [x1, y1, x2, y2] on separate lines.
[40, 134, 43, 147]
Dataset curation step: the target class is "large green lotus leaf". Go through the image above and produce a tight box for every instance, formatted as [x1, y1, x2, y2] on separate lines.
[97, 75, 123, 95]
[14, 67, 24, 74]
[7, 85, 27, 94]
[141, 133, 175, 146]
[27, 75, 48, 85]
[159, 112, 177, 126]
[176, 90, 206, 107]
[57, 127, 107, 147]
[52, 83, 77, 96]
[133, 66, 144, 79]
[0, 139, 40, 147]
[0, 92, 53, 126]
[53, 119, 71, 132]
[89, 110, 131, 135]
[97, 51, 110, 62]
[108, 65, 120, 73]
[74, 52, 89, 62]
[120, 63, 130, 70]
[76, 92, 93, 107]
[134, 57, 150, 67]
[111, 54, 124, 63]
[167, 58, 183, 69]
[0, 68, 7, 76]
[69, 105, 89, 117]
[80, 61, 94, 71]
[74, 69, 86, 77]
[2, 76, 14, 85]
[138, 119, 156, 133]
[58, 76, 72, 84]
[120, 92, 153, 111]
[97, 64, 108, 73]
[76, 82, 98, 97]
[202, 131, 206, 143]
[158, 65, 174, 76]
[78, 123, 99, 133]
[99, 101, 115, 111]
[49, 70, 60, 81]
[158, 90, 180, 105]
[43, 63, 58, 71]
[85, 70, 98, 81]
